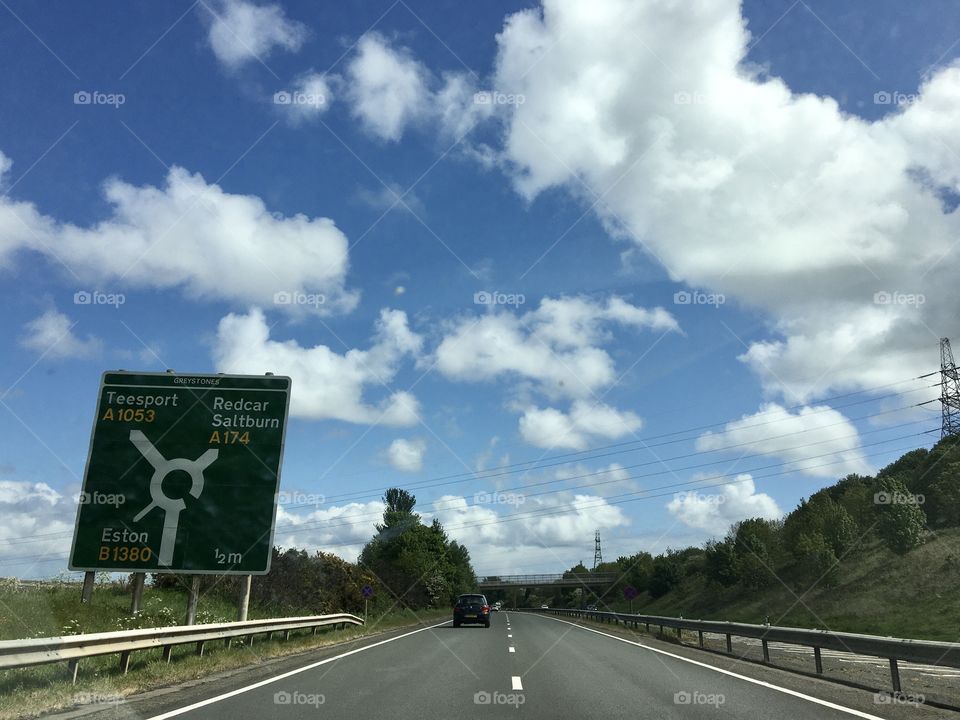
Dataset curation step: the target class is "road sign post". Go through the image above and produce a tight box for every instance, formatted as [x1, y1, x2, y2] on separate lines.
[69, 372, 291, 575]
[238, 575, 252, 622]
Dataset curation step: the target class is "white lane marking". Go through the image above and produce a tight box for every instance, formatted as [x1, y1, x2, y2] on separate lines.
[512, 676, 523, 690]
[509, 646, 516, 653]
[533, 614, 886, 720]
[508, 634, 513, 638]
[146, 621, 450, 719]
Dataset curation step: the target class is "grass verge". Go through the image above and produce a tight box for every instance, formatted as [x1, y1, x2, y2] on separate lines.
[0, 603, 448, 720]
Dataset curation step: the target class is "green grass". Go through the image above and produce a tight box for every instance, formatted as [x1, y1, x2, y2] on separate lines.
[0, 581, 448, 720]
[595, 528, 960, 642]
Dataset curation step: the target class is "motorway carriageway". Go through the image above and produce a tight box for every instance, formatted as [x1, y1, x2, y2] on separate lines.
[87, 612, 952, 720]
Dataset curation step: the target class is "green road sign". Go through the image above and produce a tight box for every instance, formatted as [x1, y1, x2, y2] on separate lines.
[69, 371, 291, 575]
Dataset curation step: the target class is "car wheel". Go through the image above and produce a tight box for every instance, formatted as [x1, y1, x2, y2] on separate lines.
[484, 621, 491, 628]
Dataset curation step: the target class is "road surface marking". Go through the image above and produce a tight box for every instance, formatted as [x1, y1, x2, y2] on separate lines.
[535, 614, 887, 720]
[512, 676, 523, 690]
[508, 634, 513, 638]
[145, 621, 450, 719]
[509, 646, 515, 653]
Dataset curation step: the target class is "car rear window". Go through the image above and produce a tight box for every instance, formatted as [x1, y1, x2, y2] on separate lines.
[457, 595, 486, 604]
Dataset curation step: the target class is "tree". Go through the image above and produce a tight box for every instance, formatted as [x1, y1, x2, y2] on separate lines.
[360, 488, 476, 608]
[925, 461, 960, 528]
[704, 539, 739, 587]
[876, 476, 926, 554]
[648, 552, 681, 598]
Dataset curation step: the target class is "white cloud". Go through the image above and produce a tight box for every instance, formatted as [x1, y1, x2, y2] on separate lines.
[277, 72, 332, 123]
[343, 35, 494, 141]
[213, 307, 423, 425]
[387, 438, 426, 472]
[207, 0, 307, 68]
[433, 294, 675, 449]
[20, 309, 101, 359]
[434, 295, 678, 400]
[428, 492, 628, 554]
[0, 481, 77, 574]
[346, 34, 431, 141]
[696, 403, 870, 478]
[519, 400, 642, 450]
[273, 499, 384, 563]
[487, 0, 960, 404]
[0, 163, 357, 313]
[667, 474, 781, 536]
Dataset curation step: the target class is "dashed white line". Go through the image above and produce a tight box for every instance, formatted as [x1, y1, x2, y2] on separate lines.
[508, 646, 516, 653]
[508, 634, 513, 638]
[512, 676, 523, 690]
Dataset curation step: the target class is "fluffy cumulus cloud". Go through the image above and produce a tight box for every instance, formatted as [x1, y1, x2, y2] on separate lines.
[346, 34, 432, 141]
[20, 309, 101, 359]
[206, 0, 307, 68]
[667, 474, 782, 536]
[435, 295, 677, 398]
[343, 34, 494, 141]
[387, 438, 426, 472]
[519, 400, 642, 450]
[487, 0, 960, 404]
[0, 162, 357, 313]
[428, 491, 628, 569]
[277, 72, 332, 123]
[214, 307, 423, 425]
[434, 295, 677, 448]
[696, 403, 870, 478]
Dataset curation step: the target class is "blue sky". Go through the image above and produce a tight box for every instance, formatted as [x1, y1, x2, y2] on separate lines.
[1, 0, 957, 577]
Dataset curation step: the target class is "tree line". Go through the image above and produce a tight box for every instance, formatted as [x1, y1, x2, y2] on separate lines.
[563, 436, 960, 602]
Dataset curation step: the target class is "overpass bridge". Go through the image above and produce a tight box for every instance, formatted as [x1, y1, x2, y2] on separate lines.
[477, 573, 617, 590]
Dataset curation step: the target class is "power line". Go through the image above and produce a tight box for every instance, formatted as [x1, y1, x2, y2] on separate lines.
[0, 406, 932, 548]
[0, 433, 934, 570]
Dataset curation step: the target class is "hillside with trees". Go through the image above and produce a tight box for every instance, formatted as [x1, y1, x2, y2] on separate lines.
[553, 437, 960, 641]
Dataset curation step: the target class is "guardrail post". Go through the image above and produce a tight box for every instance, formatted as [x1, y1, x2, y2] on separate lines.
[130, 572, 145, 614]
[196, 640, 205, 657]
[698, 630, 704, 648]
[162, 645, 173, 663]
[814, 647, 823, 674]
[676, 627, 681, 639]
[67, 659, 79, 684]
[283, 630, 290, 641]
[185, 576, 200, 625]
[725, 634, 732, 653]
[889, 658, 902, 693]
[762, 639, 770, 664]
[80, 571, 95, 604]
[645, 622, 649, 631]
[119, 650, 131, 674]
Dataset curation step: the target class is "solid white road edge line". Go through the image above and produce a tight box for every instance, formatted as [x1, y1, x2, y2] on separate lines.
[146, 620, 451, 720]
[535, 614, 886, 720]
[512, 676, 523, 690]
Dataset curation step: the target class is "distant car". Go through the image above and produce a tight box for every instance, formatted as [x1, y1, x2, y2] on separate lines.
[540, 604, 549, 609]
[586, 604, 598, 611]
[453, 594, 491, 628]
[491, 602, 501, 612]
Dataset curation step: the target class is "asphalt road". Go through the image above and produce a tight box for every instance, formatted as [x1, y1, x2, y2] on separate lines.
[109, 611, 940, 720]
